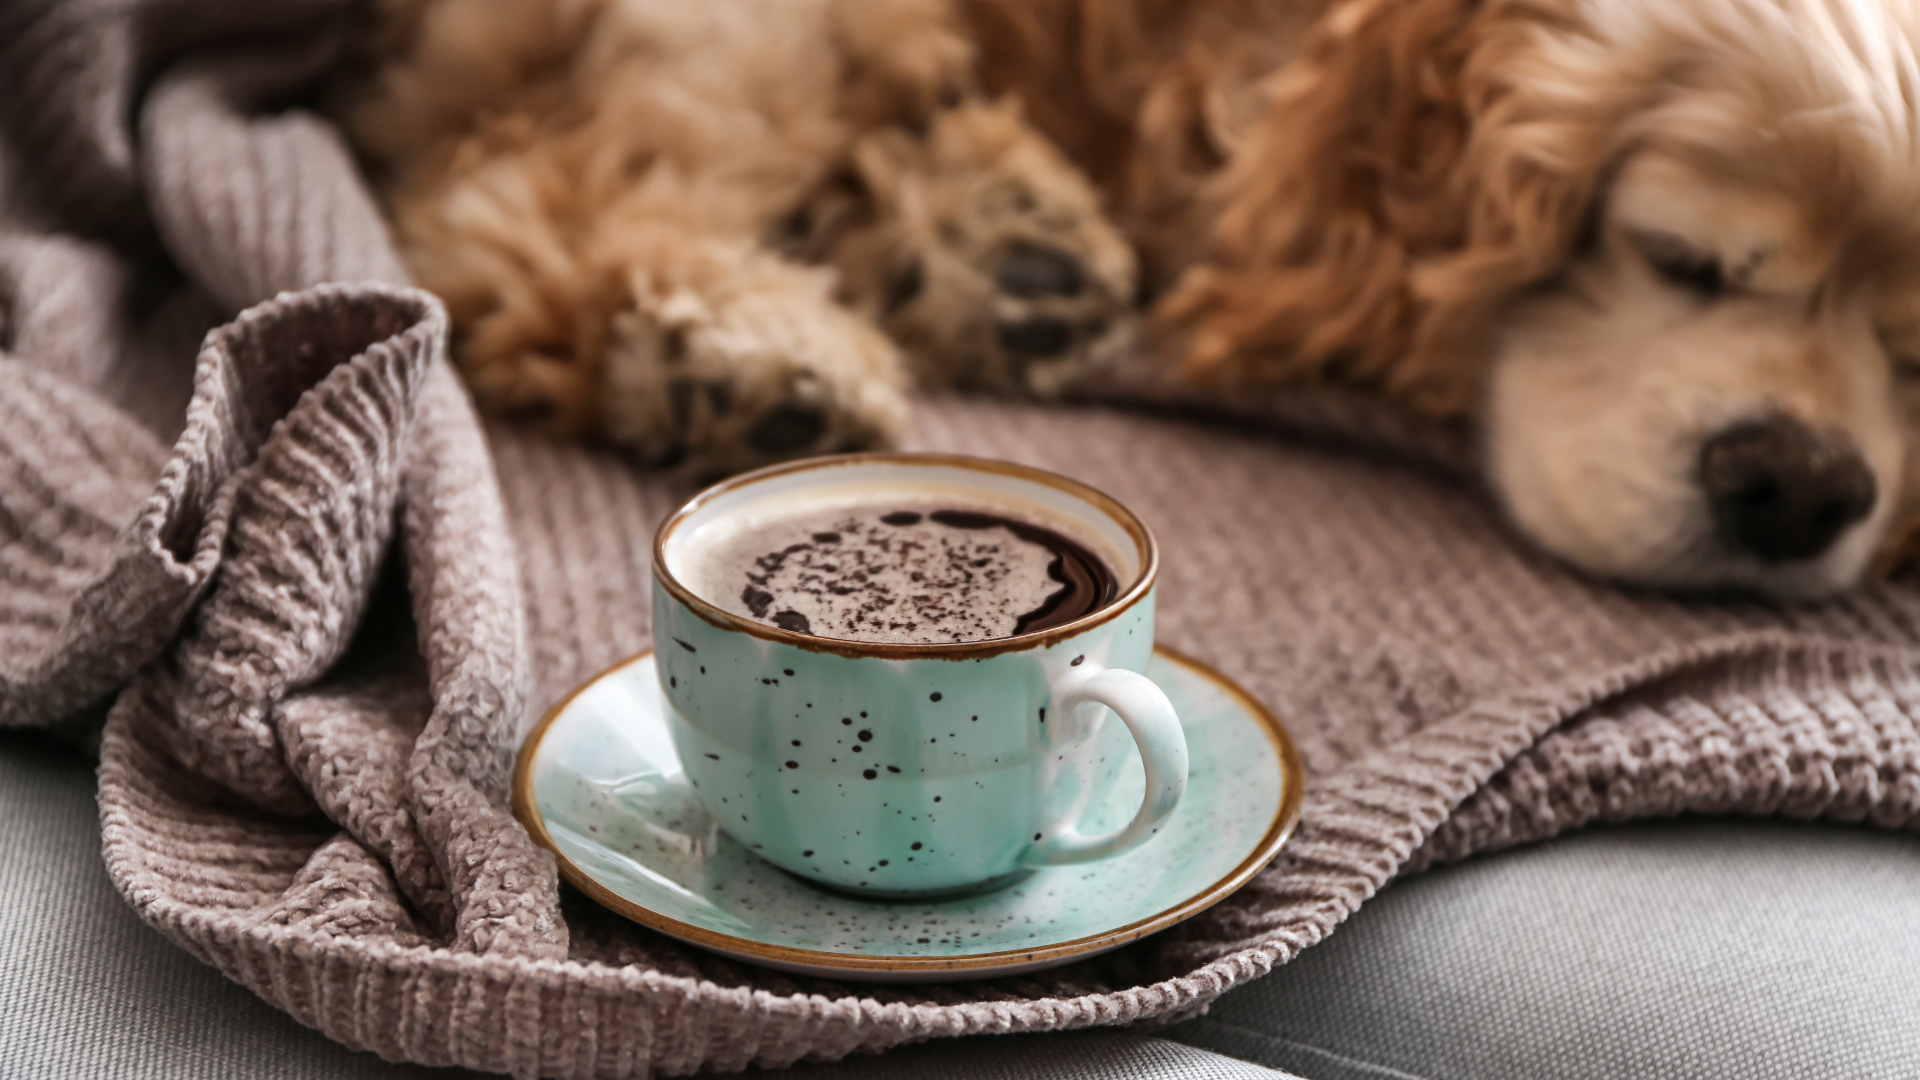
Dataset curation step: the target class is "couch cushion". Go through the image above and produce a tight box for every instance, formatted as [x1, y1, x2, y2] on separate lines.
[1169, 819, 1920, 1080]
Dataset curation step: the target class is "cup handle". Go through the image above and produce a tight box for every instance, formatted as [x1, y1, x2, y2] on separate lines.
[1022, 660, 1189, 866]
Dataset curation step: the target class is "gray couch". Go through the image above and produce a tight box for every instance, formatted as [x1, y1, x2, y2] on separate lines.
[7, 733, 1915, 1080]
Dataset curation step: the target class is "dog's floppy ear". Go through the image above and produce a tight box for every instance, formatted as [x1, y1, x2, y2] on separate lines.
[1157, 0, 1612, 415]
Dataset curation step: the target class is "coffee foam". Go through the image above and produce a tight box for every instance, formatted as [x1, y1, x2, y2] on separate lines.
[673, 484, 1115, 644]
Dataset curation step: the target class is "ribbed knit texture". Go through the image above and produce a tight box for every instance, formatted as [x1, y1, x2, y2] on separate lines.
[1, 2, 1917, 1078]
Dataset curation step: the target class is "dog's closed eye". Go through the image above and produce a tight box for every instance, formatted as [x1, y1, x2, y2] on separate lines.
[1873, 326, 1920, 380]
[1633, 229, 1726, 299]
[1883, 346, 1920, 381]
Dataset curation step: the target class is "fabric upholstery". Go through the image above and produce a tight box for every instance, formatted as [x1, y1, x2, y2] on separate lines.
[1171, 819, 1920, 1080]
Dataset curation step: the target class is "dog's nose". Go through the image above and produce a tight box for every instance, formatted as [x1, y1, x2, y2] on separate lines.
[1699, 417, 1877, 562]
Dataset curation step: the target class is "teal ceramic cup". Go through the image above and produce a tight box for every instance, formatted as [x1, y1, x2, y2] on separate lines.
[651, 454, 1188, 896]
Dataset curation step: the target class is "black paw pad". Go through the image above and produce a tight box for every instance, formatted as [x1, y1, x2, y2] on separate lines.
[748, 405, 827, 455]
[996, 318, 1073, 358]
[995, 242, 1084, 298]
[884, 258, 925, 314]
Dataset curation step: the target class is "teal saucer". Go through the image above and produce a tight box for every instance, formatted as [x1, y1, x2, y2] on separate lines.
[513, 647, 1304, 982]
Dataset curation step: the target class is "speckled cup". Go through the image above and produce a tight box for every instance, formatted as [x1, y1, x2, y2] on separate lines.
[652, 454, 1187, 896]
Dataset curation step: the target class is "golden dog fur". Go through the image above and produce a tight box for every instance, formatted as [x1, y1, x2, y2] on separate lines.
[968, 0, 1920, 594]
[344, 0, 1136, 477]
[346, 0, 1920, 595]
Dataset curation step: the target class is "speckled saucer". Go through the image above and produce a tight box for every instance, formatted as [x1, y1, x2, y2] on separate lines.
[512, 647, 1304, 982]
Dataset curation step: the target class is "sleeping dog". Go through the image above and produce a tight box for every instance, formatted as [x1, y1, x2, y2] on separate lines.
[345, 0, 1920, 597]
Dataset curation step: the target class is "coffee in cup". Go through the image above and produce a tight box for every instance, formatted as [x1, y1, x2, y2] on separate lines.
[652, 454, 1186, 896]
[679, 497, 1119, 644]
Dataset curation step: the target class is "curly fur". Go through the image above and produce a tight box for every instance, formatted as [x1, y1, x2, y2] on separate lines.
[961, 0, 1601, 409]
[347, 0, 1920, 595]
[965, 0, 1920, 594]
[343, 0, 1136, 476]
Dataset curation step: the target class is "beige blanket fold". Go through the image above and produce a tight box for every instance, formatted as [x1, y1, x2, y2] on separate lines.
[2, 1, 1917, 1078]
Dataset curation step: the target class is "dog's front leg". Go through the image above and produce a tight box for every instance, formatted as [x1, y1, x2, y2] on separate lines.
[591, 223, 914, 478]
[782, 99, 1141, 398]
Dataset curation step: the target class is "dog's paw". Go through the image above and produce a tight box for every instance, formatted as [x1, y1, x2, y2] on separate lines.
[599, 239, 910, 477]
[793, 99, 1139, 396]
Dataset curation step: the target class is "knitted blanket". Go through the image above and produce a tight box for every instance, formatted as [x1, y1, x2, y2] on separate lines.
[2, 2, 1916, 1077]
